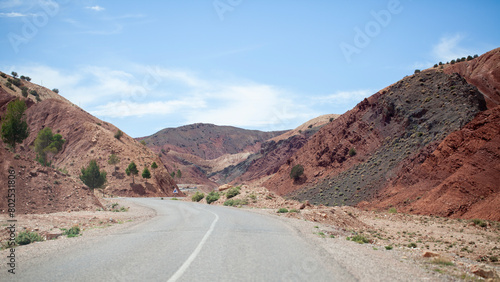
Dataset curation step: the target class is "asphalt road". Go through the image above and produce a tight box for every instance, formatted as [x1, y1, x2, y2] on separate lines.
[5, 198, 355, 281]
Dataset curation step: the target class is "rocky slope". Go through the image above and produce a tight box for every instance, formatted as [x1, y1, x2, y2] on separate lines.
[360, 105, 500, 220]
[264, 70, 486, 211]
[0, 73, 179, 215]
[444, 47, 500, 109]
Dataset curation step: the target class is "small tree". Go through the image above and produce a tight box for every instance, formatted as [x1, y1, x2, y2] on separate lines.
[52, 88, 59, 94]
[1, 99, 29, 152]
[290, 164, 304, 180]
[80, 160, 107, 190]
[151, 161, 158, 175]
[142, 167, 151, 183]
[11, 71, 17, 78]
[467, 55, 473, 61]
[108, 154, 120, 172]
[114, 130, 123, 140]
[414, 69, 420, 74]
[125, 161, 138, 184]
[349, 147, 357, 157]
[170, 171, 175, 178]
[176, 169, 182, 178]
[34, 127, 65, 166]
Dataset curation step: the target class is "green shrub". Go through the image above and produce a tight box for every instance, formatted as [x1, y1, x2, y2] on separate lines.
[114, 130, 123, 140]
[225, 186, 241, 199]
[414, 69, 420, 74]
[289, 209, 300, 213]
[290, 164, 304, 180]
[206, 191, 220, 204]
[349, 147, 357, 157]
[388, 207, 397, 214]
[350, 235, 369, 244]
[277, 208, 289, 213]
[224, 199, 248, 207]
[450, 59, 456, 64]
[171, 197, 179, 201]
[385, 245, 393, 250]
[63, 226, 80, 237]
[191, 192, 204, 202]
[15, 231, 43, 245]
[408, 242, 417, 248]
[471, 219, 487, 227]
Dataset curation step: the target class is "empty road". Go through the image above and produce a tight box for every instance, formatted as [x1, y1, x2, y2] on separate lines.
[3, 198, 356, 281]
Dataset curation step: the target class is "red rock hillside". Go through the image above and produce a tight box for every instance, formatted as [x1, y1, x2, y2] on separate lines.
[360, 106, 500, 220]
[0, 72, 180, 206]
[444, 47, 500, 109]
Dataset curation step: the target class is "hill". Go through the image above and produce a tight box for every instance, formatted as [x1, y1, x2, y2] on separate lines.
[139, 123, 287, 188]
[0, 72, 179, 213]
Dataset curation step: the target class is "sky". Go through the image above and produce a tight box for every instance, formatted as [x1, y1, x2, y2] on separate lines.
[1, 0, 499, 137]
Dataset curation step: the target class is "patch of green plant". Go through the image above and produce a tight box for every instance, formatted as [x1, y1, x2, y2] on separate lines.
[224, 199, 248, 207]
[61, 226, 80, 238]
[206, 191, 220, 204]
[385, 245, 393, 250]
[289, 209, 299, 213]
[471, 219, 487, 228]
[111, 203, 119, 209]
[15, 231, 44, 245]
[277, 208, 289, 213]
[225, 186, 241, 199]
[290, 164, 304, 180]
[350, 235, 369, 244]
[171, 197, 179, 201]
[191, 192, 205, 202]
[348, 147, 357, 157]
[431, 258, 454, 266]
[388, 207, 397, 214]
[408, 242, 417, 248]
[329, 234, 335, 238]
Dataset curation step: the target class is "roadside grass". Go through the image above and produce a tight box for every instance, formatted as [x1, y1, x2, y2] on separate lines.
[277, 208, 289, 213]
[224, 198, 248, 207]
[61, 225, 81, 238]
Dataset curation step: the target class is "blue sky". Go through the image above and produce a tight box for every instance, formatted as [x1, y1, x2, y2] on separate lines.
[1, 0, 499, 137]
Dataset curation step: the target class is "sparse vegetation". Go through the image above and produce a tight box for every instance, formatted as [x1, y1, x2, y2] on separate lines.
[224, 199, 248, 207]
[108, 154, 120, 172]
[80, 160, 107, 190]
[125, 161, 139, 184]
[206, 191, 220, 204]
[349, 235, 369, 244]
[408, 242, 417, 248]
[277, 208, 289, 213]
[225, 186, 241, 199]
[52, 88, 59, 93]
[34, 127, 65, 166]
[176, 169, 182, 178]
[385, 245, 393, 250]
[15, 230, 43, 245]
[471, 219, 487, 228]
[191, 191, 205, 202]
[290, 164, 304, 180]
[151, 161, 158, 170]
[140, 140, 146, 146]
[1, 99, 29, 152]
[431, 257, 454, 266]
[414, 69, 420, 74]
[114, 130, 123, 140]
[11, 71, 18, 78]
[62, 226, 81, 238]
[388, 207, 397, 214]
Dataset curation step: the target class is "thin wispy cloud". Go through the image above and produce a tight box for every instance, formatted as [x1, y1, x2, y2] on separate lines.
[87, 5, 105, 12]
[432, 34, 471, 62]
[0, 12, 32, 17]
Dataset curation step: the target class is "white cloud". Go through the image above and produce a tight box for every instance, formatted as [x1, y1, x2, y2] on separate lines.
[87, 5, 105, 12]
[316, 90, 372, 104]
[7, 64, 318, 130]
[0, 12, 30, 17]
[432, 34, 471, 62]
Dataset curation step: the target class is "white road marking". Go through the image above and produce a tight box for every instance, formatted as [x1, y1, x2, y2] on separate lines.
[167, 209, 219, 282]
